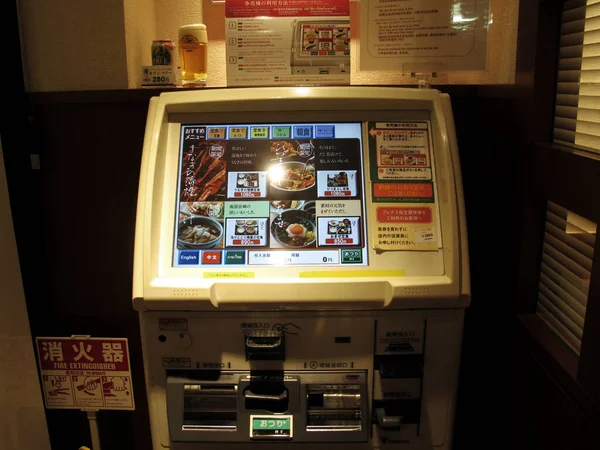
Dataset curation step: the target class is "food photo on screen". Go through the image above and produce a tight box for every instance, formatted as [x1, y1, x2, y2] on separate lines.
[270, 207, 317, 249]
[179, 140, 227, 202]
[268, 141, 316, 199]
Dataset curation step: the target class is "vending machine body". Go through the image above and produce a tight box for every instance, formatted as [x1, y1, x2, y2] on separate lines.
[133, 87, 470, 450]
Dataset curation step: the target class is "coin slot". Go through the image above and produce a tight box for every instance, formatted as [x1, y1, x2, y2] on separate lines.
[334, 336, 351, 344]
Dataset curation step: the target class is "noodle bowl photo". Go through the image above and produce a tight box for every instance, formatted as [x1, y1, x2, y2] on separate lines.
[268, 161, 315, 192]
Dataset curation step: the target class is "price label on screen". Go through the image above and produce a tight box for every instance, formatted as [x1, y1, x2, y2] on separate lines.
[141, 66, 175, 86]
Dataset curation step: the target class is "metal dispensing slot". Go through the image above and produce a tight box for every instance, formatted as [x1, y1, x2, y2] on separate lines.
[306, 384, 363, 432]
[182, 384, 238, 430]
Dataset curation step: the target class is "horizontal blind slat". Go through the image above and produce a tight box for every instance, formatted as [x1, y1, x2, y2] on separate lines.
[576, 107, 600, 125]
[540, 272, 588, 315]
[545, 221, 595, 259]
[564, 5, 587, 22]
[560, 56, 583, 70]
[576, 94, 600, 110]
[547, 211, 597, 246]
[555, 104, 579, 118]
[587, 3, 600, 20]
[583, 28, 600, 45]
[562, 32, 585, 47]
[542, 243, 592, 280]
[585, 15, 600, 32]
[548, 201, 569, 218]
[557, 81, 581, 95]
[564, 18, 586, 35]
[558, 69, 582, 82]
[581, 55, 600, 69]
[554, 128, 576, 142]
[541, 261, 589, 306]
[537, 305, 582, 354]
[560, 44, 584, 58]
[575, 120, 600, 137]
[555, 117, 577, 131]
[579, 68, 600, 81]
[544, 233, 594, 271]
[538, 292, 584, 338]
[574, 131, 600, 151]
[564, 0, 587, 11]
[541, 253, 591, 296]
[582, 42, 600, 57]
[557, 93, 581, 106]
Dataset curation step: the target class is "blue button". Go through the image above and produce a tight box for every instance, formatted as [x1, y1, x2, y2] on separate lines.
[179, 250, 200, 265]
[293, 126, 313, 139]
[315, 125, 335, 138]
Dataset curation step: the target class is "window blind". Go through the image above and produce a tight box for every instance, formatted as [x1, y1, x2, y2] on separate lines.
[554, 0, 600, 154]
[536, 201, 597, 355]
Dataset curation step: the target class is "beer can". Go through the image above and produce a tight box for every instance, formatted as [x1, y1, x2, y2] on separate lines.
[151, 40, 174, 66]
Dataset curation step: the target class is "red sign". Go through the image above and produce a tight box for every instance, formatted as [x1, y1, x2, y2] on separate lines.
[225, 0, 350, 18]
[36, 337, 134, 410]
[37, 338, 130, 372]
[202, 251, 222, 264]
[373, 182, 433, 199]
[376, 207, 433, 223]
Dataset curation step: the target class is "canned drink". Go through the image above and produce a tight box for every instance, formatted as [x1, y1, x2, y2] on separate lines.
[152, 40, 174, 66]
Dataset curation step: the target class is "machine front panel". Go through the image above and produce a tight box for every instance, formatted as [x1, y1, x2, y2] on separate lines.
[141, 309, 463, 450]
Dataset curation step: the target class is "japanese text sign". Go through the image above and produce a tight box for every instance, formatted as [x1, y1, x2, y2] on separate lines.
[36, 337, 135, 411]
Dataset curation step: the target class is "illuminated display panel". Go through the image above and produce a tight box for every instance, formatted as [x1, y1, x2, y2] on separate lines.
[173, 123, 368, 267]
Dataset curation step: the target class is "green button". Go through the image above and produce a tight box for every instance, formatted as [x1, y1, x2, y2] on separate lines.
[225, 251, 246, 264]
[252, 418, 291, 430]
[341, 249, 362, 264]
[272, 126, 291, 139]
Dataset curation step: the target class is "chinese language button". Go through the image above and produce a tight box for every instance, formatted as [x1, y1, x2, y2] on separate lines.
[202, 251, 222, 264]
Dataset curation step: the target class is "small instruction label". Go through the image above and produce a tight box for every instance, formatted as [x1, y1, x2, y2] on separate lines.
[162, 357, 192, 368]
[159, 318, 188, 332]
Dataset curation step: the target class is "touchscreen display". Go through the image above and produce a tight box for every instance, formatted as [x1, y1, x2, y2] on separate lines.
[173, 123, 367, 267]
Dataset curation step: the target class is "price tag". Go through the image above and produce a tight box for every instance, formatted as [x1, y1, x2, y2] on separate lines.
[141, 66, 175, 86]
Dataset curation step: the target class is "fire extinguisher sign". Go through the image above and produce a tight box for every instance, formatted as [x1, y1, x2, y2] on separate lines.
[35, 337, 135, 411]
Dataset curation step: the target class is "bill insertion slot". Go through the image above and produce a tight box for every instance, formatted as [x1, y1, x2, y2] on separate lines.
[306, 385, 362, 431]
[182, 384, 238, 430]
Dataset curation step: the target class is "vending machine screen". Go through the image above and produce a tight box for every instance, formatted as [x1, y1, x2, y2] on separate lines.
[173, 122, 368, 267]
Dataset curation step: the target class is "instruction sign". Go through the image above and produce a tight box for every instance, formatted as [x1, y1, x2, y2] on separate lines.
[225, 0, 350, 86]
[36, 337, 135, 410]
[369, 121, 440, 251]
[360, 0, 489, 72]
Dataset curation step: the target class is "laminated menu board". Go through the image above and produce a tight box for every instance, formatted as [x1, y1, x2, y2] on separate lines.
[225, 0, 350, 86]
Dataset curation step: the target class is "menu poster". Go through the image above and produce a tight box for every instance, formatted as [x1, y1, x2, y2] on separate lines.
[225, 0, 350, 87]
[360, 0, 488, 72]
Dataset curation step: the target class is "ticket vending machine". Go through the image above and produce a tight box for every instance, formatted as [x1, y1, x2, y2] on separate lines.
[133, 87, 470, 450]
